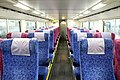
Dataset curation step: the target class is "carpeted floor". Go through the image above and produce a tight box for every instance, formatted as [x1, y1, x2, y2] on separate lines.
[49, 37, 76, 80]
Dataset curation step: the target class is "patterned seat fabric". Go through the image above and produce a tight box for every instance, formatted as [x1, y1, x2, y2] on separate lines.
[6, 32, 28, 38]
[49, 30, 54, 53]
[0, 39, 3, 80]
[39, 66, 48, 80]
[70, 30, 74, 51]
[80, 38, 115, 80]
[74, 67, 80, 80]
[1, 39, 39, 80]
[28, 33, 50, 66]
[114, 39, 120, 80]
[73, 32, 93, 66]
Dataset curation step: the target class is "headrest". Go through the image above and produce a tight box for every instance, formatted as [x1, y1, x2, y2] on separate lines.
[28, 30, 35, 33]
[77, 32, 87, 41]
[93, 32, 102, 38]
[87, 38, 104, 54]
[89, 30, 96, 33]
[73, 29, 80, 33]
[11, 32, 22, 38]
[11, 38, 30, 56]
[43, 30, 50, 34]
[34, 33, 45, 41]
[43, 30, 50, 36]
[101, 32, 111, 39]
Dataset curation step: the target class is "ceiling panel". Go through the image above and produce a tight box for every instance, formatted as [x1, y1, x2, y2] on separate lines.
[18, 0, 99, 19]
[0, 0, 118, 20]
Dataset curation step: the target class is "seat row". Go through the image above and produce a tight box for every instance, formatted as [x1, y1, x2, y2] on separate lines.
[66, 27, 120, 80]
[0, 26, 60, 80]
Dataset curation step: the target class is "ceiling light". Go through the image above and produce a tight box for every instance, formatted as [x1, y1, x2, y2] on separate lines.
[83, 10, 91, 14]
[92, 3, 106, 10]
[14, 3, 30, 10]
[32, 11, 40, 14]
[62, 16, 65, 19]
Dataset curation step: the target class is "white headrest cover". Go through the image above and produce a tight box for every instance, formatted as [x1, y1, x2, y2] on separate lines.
[11, 38, 30, 56]
[11, 32, 21, 38]
[43, 30, 50, 34]
[102, 32, 111, 39]
[73, 30, 80, 33]
[43, 30, 50, 37]
[89, 30, 95, 33]
[77, 32, 87, 41]
[87, 38, 104, 54]
[34, 33, 45, 41]
[28, 30, 35, 33]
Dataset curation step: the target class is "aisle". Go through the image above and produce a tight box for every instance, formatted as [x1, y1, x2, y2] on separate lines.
[49, 37, 76, 80]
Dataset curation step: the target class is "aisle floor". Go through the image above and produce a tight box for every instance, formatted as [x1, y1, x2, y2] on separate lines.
[49, 37, 76, 80]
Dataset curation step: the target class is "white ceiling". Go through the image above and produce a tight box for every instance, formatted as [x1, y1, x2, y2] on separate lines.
[19, 0, 100, 19]
[0, 0, 100, 19]
[0, 0, 119, 20]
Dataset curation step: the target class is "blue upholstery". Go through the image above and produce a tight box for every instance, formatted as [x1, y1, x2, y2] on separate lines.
[73, 32, 93, 66]
[70, 30, 74, 51]
[28, 33, 49, 66]
[49, 30, 54, 53]
[74, 67, 80, 80]
[1, 39, 39, 80]
[79, 39, 115, 80]
[39, 66, 48, 80]
[80, 29, 84, 32]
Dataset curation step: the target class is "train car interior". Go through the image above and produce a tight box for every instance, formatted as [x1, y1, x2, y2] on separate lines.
[0, 0, 120, 80]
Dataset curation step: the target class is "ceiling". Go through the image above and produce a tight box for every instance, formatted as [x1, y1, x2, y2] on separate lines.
[0, 0, 119, 20]
[19, 0, 99, 18]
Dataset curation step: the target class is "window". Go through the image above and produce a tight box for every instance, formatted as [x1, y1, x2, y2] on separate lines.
[0, 19, 7, 38]
[103, 19, 115, 32]
[26, 21, 35, 30]
[115, 19, 120, 38]
[83, 21, 89, 29]
[90, 21, 94, 30]
[8, 20, 20, 32]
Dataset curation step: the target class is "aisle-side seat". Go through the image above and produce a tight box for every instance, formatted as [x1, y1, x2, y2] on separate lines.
[72, 32, 93, 66]
[1, 38, 39, 80]
[28, 32, 50, 66]
[80, 38, 115, 80]
[28, 32, 50, 80]
[50, 30, 54, 53]
[73, 32, 93, 80]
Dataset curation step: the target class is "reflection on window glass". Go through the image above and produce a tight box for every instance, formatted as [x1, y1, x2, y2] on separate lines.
[115, 19, 120, 35]
[104, 19, 120, 38]
[8, 20, 20, 32]
[83, 21, 89, 29]
[90, 21, 94, 30]
[0, 19, 7, 38]
[26, 21, 35, 30]
[115, 19, 120, 38]
[104, 19, 115, 33]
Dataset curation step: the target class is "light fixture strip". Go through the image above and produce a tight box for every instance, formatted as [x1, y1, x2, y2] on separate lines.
[14, 3, 30, 10]
[92, 3, 106, 10]
[33, 11, 40, 14]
